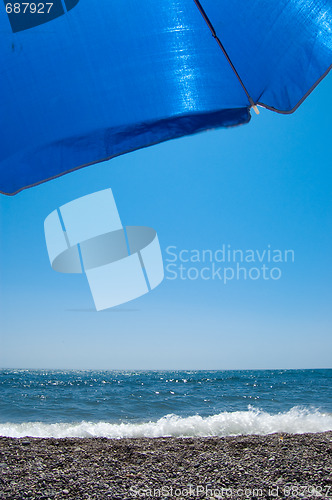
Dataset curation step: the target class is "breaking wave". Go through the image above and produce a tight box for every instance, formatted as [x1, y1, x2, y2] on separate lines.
[1, 407, 331, 439]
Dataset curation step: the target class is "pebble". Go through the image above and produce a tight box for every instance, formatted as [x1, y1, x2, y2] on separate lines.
[0, 432, 330, 499]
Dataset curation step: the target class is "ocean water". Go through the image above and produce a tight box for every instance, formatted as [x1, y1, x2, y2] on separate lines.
[0, 369, 331, 439]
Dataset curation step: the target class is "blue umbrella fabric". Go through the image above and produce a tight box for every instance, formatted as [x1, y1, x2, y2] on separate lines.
[0, 0, 331, 195]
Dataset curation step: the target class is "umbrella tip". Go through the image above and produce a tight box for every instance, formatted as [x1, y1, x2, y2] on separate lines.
[252, 104, 260, 115]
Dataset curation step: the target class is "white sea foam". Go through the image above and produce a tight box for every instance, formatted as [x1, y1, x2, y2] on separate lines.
[0, 407, 331, 439]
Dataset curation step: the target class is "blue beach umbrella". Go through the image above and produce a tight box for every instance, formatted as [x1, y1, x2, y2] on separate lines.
[0, 0, 331, 195]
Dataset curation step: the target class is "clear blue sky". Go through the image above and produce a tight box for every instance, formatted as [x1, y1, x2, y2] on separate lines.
[0, 74, 331, 370]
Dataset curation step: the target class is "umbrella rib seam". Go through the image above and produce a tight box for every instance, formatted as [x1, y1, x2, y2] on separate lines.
[192, 0, 255, 108]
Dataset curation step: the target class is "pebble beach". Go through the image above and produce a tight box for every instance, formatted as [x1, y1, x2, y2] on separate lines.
[0, 431, 331, 499]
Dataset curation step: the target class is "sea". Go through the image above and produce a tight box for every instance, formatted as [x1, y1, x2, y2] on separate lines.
[0, 369, 331, 439]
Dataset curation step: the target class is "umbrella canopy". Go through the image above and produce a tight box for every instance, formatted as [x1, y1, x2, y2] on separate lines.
[0, 0, 331, 195]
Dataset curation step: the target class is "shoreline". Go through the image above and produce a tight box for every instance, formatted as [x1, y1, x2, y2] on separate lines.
[0, 431, 331, 499]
